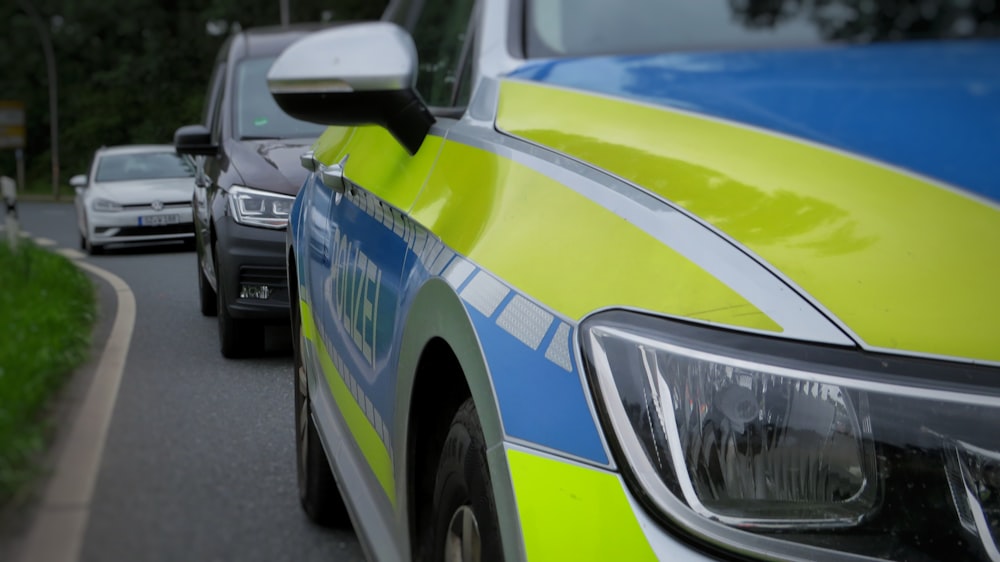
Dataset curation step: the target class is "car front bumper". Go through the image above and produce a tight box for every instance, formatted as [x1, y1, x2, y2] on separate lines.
[214, 217, 290, 322]
[87, 207, 194, 246]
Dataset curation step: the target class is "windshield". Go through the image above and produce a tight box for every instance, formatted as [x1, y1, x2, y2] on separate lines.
[233, 56, 327, 140]
[94, 152, 195, 183]
[526, 0, 1000, 58]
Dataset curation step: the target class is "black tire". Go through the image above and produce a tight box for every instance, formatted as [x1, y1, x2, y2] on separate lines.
[197, 258, 217, 317]
[293, 301, 348, 526]
[428, 398, 503, 562]
[85, 235, 103, 255]
[215, 246, 264, 358]
[79, 232, 86, 250]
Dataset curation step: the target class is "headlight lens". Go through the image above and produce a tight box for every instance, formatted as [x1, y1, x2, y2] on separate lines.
[227, 185, 294, 229]
[581, 310, 1000, 562]
[652, 349, 877, 526]
[91, 197, 122, 212]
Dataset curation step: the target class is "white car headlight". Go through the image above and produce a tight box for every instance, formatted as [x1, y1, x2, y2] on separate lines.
[227, 185, 294, 229]
[91, 198, 122, 212]
[581, 310, 1000, 562]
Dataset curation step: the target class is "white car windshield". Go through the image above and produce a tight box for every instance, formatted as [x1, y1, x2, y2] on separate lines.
[94, 152, 195, 183]
[525, 0, 1000, 57]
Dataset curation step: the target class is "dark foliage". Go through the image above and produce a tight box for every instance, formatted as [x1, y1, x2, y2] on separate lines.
[0, 0, 386, 190]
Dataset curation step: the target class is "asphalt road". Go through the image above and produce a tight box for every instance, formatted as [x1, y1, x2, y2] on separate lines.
[11, 201, 364, 562]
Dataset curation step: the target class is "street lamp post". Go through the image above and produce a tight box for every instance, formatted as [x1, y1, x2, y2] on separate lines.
[15, 0, 60, 199]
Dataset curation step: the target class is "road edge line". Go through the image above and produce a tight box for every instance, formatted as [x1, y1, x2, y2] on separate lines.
[17, 257, 136, 562]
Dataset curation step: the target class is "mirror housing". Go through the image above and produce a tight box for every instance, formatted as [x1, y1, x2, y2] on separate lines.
[267, 22, 434, 155]
[69, 174, 88, 188]
[174, 124, 217, 156]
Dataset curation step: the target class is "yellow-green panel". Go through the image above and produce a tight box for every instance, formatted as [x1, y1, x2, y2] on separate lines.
[497, 80, 1000, 362]
[299, 299, 317, 343]
[313, 125, 443, 212]
[312, 125, 355, 163]
[507, 449, 658, 561]
[317, 342, 396, 503]
[299, 299, 396, 504]
[409, 140, 779, 331]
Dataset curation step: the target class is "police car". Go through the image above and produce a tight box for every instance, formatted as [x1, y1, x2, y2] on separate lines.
[266, 1, 1000, 560]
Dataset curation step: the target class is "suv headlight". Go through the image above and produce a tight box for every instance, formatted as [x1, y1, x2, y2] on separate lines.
[581, 310, 1000, 562]
[91, 198, 122, 212]
[227, 185, 294, 229]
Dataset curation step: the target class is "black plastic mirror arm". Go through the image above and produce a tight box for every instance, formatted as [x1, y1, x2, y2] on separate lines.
[386, 99, 436, 155]
[271, 89, 436, 156]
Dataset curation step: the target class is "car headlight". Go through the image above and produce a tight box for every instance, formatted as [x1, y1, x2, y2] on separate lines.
[227, 185, 294, 229]
[581, 310, 1000, 562]
[91, 198, 122, 212]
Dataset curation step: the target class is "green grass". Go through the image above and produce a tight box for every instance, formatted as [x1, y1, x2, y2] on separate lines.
[0, 240, 95, 503]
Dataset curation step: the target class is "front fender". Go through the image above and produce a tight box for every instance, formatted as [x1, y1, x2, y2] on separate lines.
[393, 277, 523, 561]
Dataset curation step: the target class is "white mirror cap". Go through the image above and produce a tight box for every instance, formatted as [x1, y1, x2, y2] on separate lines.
[267, 22, 417, 94]
[69, 174, 88, 187]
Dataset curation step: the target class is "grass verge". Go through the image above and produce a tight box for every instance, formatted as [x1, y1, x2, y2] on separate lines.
[0, 240, 95, 504]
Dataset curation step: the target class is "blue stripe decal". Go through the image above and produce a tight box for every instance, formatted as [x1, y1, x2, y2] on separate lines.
[466, 304, 608, 465]
[304, 175, 609, 465]
[509, 39, 1000, 203]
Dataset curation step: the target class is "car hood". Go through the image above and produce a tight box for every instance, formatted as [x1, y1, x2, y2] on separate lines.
[228, 137, 315, 196]
[499, 40, 1000, 363]
[89, 177, 194, 205]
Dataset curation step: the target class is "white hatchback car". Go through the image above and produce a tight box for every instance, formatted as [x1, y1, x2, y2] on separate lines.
[73, 144, 196, 254]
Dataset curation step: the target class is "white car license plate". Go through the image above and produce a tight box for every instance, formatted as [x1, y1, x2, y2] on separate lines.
[138, 214, 179, 226]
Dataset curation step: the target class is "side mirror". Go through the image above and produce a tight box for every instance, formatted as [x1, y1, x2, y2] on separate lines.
[267, 22, 434, 155]
[69, 174, 88, 188]
[174, 124, 217, 156]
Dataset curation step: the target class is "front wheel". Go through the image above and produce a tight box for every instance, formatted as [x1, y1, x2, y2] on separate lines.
[84, 235, 103, 255]
[215, 246, 264, 358]
[428, 398, 503, 562]
[197, 257, 217, 317]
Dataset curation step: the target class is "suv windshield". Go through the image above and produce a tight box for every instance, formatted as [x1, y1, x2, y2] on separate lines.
[95, 152, 195, 183]
[233, 56, 326, 140]
[526, 0, 1000, 58]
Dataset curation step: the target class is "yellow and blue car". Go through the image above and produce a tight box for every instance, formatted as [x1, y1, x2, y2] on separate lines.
[266, 1, 1000, 560]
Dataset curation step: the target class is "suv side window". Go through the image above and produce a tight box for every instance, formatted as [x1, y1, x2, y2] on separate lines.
[410, 0, 475, 108]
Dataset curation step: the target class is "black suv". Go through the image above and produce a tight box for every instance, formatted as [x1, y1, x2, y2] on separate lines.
[175, 25, 327, 358]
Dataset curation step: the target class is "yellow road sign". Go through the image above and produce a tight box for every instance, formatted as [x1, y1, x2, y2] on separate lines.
[0, 101, 26, 149]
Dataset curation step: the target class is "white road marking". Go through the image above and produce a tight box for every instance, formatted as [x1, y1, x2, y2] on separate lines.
[17, 252, 136, 562]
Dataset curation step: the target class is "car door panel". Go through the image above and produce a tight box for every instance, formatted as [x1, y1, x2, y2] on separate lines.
[308, 125, 445, 504]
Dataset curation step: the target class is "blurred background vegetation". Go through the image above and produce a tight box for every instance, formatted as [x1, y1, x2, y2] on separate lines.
[0, 0, 387, 197]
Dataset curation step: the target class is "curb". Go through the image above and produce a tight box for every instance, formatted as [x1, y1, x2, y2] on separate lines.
[3, 237, 136, 562]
